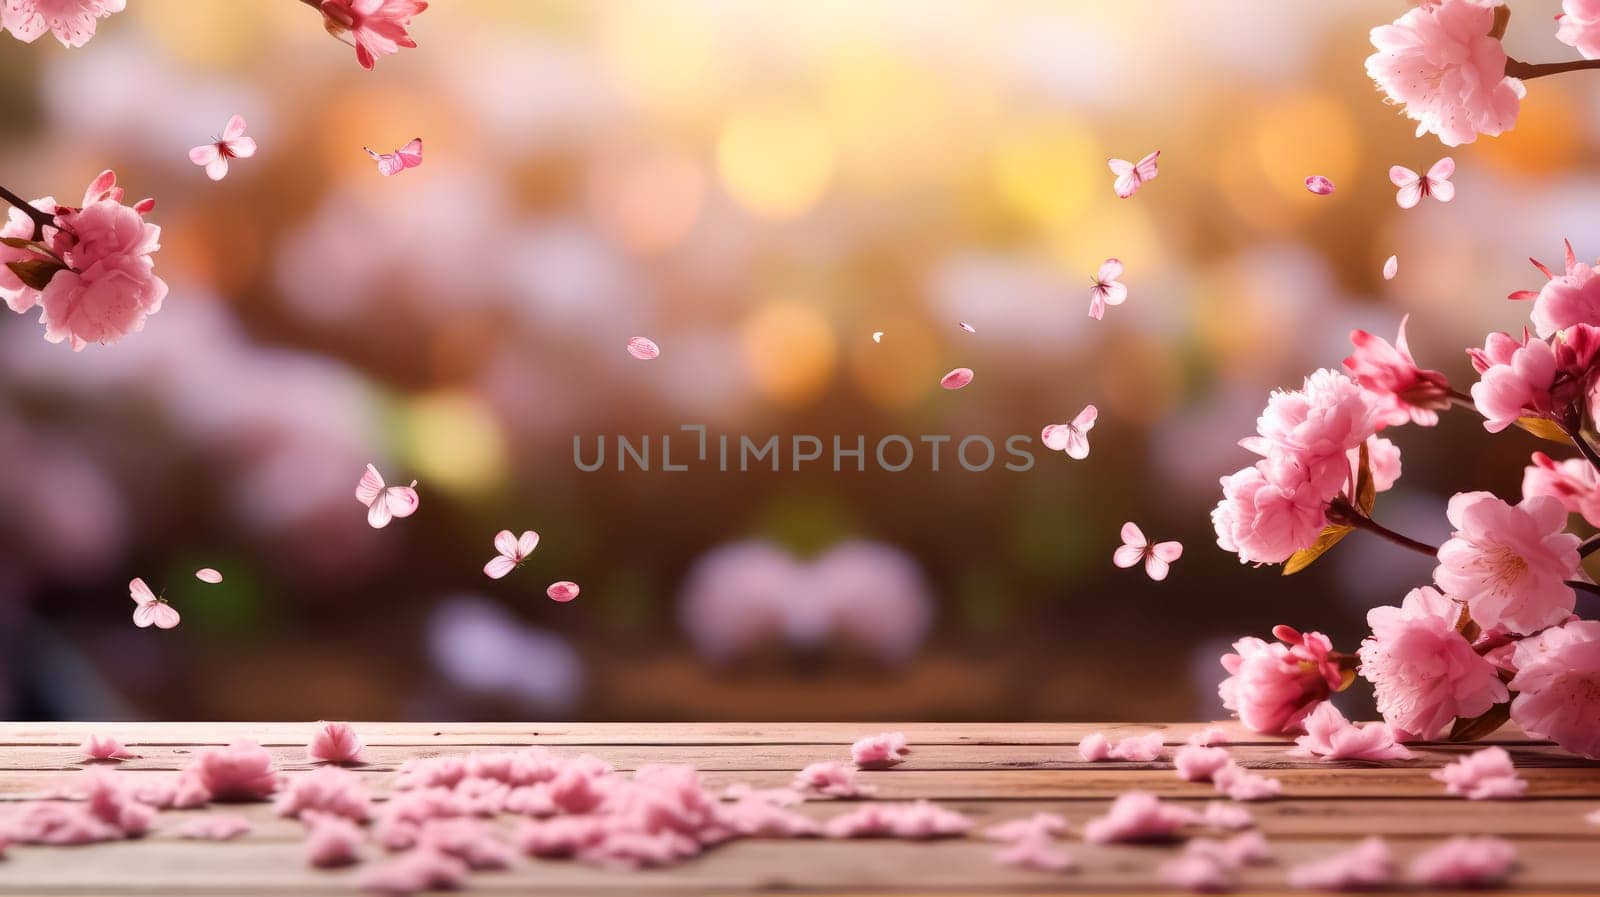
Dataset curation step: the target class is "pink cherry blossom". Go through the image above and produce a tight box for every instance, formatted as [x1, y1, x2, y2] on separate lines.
[1077, 731, 1112, 761]
[80, 733, 135, 761]
[1287, 836, 1395, 890]
[1290, 702, 1413, 761]
[1359, 586, 1508, 740]
[1211, 762, 1281, 801]
[1211, 464, 1327, 565]
[484, 529, 538, 579]
[1409, 835, 1517, 887]
[1511, 241, 1600, 338]
[1468, 330, 1557, 432]
[850, 731, 909, 769]
[188, 115, 256, 182]
[1081, 791, 1196, 844]
[35, 171, 167, 351]
[179, 814, 251, 841]
[1113, 522, 1182, 581]
[1434, 491, 1579, 634]
[189, 740, 279, 801]
[1078, 731, 1164, 762]
[303, 812, 363, 867]
[1558, 0, 1600, 59]
[792, 761, 874, 799]
[0, 194, 55, 312]
[1433, 746, 1527, 799]
[1250, 368, 1381, 498]
[1508, 620, 1600, 759]
[1523, 451, 1600, 527]
[939, 367, 973, 390]
[1087, 258, 1126, 320]
[1360, 435, 1403, 493]
[1218, 625, 1344, 734]
[1344, 316, 1452, 427]
[318, 0, 428, 70]
[1173, 744, 1232, 782]
[1365, 0, 1524, 146]
[307, 720, 365, 764]
[1, 0, 125, 47]
[1041, 404, 1097, 460]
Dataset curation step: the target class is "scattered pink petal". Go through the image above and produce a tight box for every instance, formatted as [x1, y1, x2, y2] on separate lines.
[1212, 762, 1281, 801]
[308, 721, 366, 764]
[188, 115, 256, 181]
[189, 740, 279, 801]
[1391, 158, 1455, 209]
[1087, 258, 1127, 320]
[275, 765, 371, 821]
[724, 782, 804, 806]
[1109, 150, 1159, 199]
[355, 463, 420, 529]
[484, 530, 539, 580]
[1160, 854, 1232, 892]
[1382, 255, 1398, 280]
[983, 813, 1069, 842]
[1188, 830, 1272, 867]
[363, 138, 424, 176]
[871, 331, 883, 343]
[1174, 745, 1233, 782]
[1304, 175, 1336, 195]
[80, 734, 135, 762]
[626, 336, 660, 360]
[1079, 731, 1163, 762]
[958, 321, 975, 333]
[546, 581, 581, 603]
[179, 813, 251, 841]
[1082, 792, 1197, 844]
[1078, 732, 1112, 762]
[194, 567, 223, 584]
[1287, 836, 1395, 890]
[1432, 747, 1527, 800]
[995, 833, 1074, 872]
[1187, 727, 1229, 747]
[417, 818, 517, 870]
[356, 847, 469, 894]
[939, 367, 973, 390]
[129, 577, 180, 629]
[1114, 522, 1183, 581]
[304, 811, 364, 868]
[1290, 703, 1413, 761]
[822, 800, 971, 839]
[851, 731, 909, 769]
[1408, 835, 1517, 888]
[793, 761, 874, 798]
[1199, 801, 1254, 831]
[719, 792, 820, 838]
[1042, 404, 1098, 460]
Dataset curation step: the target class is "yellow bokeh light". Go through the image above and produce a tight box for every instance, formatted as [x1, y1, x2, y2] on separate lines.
[136, 0, 298, 67]
[741, 300, 838, 407]
[819, 44, 954, 192]
[990, 121, 1101, 229]
[402, 391, 507, 496]
[848, 312, 938, 410]
[717, 104, 837, 220]
[599, 5, 719, 116]
[1220, 91, 1359, 230]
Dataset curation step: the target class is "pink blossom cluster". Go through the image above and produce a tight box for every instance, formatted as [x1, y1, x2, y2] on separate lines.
[1289, 703, 1412, 761]
[850, 731, 910, 769]
[1212, 369, 1384, 565]
[0, 170, 166, 351]
[1433, 746, 1527, 799]
[1365, 0, 1524, 146]
[1217, 625, 1344, 734]
[1, 0, 124, 47]
[1558, 0, 1600, 58]
[1358, 587, 1508, 740]
[1078, 731, 1164, 762]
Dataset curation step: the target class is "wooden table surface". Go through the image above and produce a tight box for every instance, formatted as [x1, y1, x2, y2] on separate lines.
[0, 721, 1596, 894]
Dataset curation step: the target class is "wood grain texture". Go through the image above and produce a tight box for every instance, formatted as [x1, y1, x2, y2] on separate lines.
[0, 722, 1594, 895]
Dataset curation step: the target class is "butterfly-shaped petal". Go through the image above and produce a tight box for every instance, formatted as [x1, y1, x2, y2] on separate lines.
[484, 556, 518, 580]
[356, 464, 419, 528]
[1041, 404, 1097, 460]
[1146, 541, 1183, 581]
[1113, 522, 1148, 569]
[365, 138, 424, 177]
[1390, 157, 1454, 209]
[129, 578, 180, 629]
[1108, 150, 1159, 199]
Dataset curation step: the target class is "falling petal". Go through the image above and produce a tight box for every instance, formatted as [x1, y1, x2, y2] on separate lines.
[195, 568, 223, 584]
[1304, 175, 1335, 196]
[626, 337, 660, 360]
[1383, 255, 1398, 280]
[547, 581, 581, 603]
[940, 368, 974, 390]
[871, 331, 883, 343]
[958, 322, 975, 333]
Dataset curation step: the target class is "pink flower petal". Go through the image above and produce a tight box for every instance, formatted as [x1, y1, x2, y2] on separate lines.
[995, 833, 1074, 871]
[546, 581, 581, 603]
[1408, 835, 1517, 888]
[1304, 175, 1335, 195]
[1082, 791, 1196, 844]
[307, 721, 366, 764]
[194, 568, 223, 584]
[179, 814, 251, 841]
[939, 367, 974, 390]
[1187, 727, 1229, 747]
[80, 734, 136, 762]
[1290, 703, 1414, 761]
[303, 812, 364, 867]
[626, 336, 660, 360]
[1174, 745, 1233, 782]
[189, 740, 279, 801]
[851, 731, 910, 769]
[958, 322, 975, 333]
[871, 331, 883, 343]
[793, 761, 874, 798]
[1287, 836, 1394, 890]
[1383, 254, 1398, 280]
[1432, 746, 1527, 800]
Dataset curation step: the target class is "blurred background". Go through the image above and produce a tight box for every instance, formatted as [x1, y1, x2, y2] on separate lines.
[1, 0, 1597, 723]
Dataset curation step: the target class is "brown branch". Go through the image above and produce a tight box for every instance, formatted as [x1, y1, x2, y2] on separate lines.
[1504, 57, 1600, 80]
[0, 184, 55, 242]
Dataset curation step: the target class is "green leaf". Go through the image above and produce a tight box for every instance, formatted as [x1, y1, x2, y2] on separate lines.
[0, 236, 35, 249]
[1282, 524, 1353, 576]
[1516, 416, 1571, 444]
[1448, 701, 1512, 743]
[4, 257, 63, 291]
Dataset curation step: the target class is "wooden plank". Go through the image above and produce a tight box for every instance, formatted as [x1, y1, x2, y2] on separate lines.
[22, 797, 1596, 843]
[2, 766, 1598, 801]
[0, 836, 1596, 894]
[0, 721, 1549, 747]
[0, 741, 1591, 773]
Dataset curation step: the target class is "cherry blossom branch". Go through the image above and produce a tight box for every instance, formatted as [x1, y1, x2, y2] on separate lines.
[1560, 422, 1600, 476]
[0, 184, 54, 242]
[1581, 534, 1600, 559]
[1504, 57, 1600, 80]
[1326, 497, 1440, 556]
